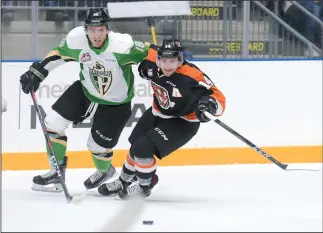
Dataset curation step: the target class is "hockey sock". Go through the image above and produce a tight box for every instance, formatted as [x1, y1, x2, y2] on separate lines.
[130, 136, 157, 186]
[92, 151, 113, 173]
[46, 132, 67, 166]
[134, 156, 157, 186]
[120, 153, 136, 182]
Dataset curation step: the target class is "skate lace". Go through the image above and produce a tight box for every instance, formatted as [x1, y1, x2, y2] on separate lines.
[41, 169, 57, 178]
[127, 184, 143, 196]
[106, 179, 122, 191]
[89, 171, 103, 183]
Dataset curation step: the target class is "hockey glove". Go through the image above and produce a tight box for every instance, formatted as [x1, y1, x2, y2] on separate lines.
[138, 64, 153, 80]
[20, 62, 48, 94]
[195, 96, 218, 122]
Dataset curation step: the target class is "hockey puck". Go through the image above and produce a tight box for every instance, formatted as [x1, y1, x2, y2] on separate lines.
[143, 220, 153, 225]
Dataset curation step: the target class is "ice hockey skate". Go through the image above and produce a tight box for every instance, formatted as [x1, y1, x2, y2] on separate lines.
[31, 156, 68, 193]
[32, 156, 117, 192]
[117, 174, 159, 200]
[98, 176, 138, 196]
[84, 165, 117, 190]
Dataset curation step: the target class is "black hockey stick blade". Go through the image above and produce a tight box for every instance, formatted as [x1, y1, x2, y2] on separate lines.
[70, 193, 87, 204]
[284, 164, 321, 171]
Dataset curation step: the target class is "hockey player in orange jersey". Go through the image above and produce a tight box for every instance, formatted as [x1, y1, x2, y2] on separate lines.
[98, 39, 226, 199]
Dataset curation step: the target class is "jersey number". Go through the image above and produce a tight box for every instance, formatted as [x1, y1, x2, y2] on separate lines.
[134, 41, 145, 52]
[59, 38, 66, 48]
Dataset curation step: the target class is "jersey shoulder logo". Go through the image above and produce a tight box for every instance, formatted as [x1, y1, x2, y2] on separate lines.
[80, 52, 91, 62]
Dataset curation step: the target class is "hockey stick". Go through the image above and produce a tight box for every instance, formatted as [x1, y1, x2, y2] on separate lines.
[203, 112, 320, 171]
[30, 90, 86, 203]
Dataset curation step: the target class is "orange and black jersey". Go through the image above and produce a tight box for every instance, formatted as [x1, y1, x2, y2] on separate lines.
[138, 45, 226, 121]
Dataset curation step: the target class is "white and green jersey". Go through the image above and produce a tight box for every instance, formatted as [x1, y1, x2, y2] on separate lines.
[42, 26, 149, 105]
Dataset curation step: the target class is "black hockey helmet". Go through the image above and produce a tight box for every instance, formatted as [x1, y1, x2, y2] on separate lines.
[84, 8, 110, 28]
[157, 39, 184, 63]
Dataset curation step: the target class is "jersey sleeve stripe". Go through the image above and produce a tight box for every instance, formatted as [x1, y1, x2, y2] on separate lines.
[41, 50, 76, 72]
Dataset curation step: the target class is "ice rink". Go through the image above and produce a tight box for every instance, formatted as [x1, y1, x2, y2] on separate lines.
[2, 163, 322, 232]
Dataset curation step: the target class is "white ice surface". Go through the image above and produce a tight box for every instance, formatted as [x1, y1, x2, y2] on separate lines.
[2, 163, 322, 232]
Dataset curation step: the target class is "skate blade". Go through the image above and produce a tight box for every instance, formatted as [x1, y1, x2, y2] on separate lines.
[72, 189, 117, 200]
[31, 183, 63, 193]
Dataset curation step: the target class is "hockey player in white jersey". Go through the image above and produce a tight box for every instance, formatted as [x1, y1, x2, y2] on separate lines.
[19, 8, 150, 192]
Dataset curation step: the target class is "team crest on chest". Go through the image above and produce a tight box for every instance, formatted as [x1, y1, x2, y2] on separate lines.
[151, 81, 175, 109]
[89, 61, 113, 96]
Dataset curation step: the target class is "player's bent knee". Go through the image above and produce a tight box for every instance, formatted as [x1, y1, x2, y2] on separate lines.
[87, 133, 112, 154]
[44, 111, 72, 136]
[130, 136, 156, 160]
[87, 133, 114, 165]
[91, 128, 118, 149]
